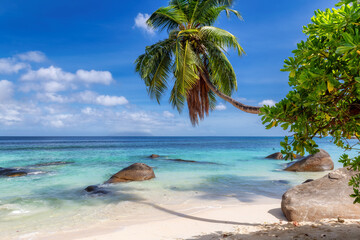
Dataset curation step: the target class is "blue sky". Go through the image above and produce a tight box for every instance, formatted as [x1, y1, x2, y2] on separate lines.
[0, 0, 338, 136]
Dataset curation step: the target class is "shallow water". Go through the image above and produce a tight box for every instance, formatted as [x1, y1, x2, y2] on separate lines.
[0, 136, 356, 239]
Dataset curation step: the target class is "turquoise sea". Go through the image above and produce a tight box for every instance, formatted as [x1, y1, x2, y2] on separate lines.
[0, 137, 356, 239]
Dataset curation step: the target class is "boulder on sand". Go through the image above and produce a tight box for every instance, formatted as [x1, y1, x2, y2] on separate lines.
[282, 167, 360, 221]
[0, 167, 27, 177]
[105, 163, 155, 183]
[285, 149, 334, 172]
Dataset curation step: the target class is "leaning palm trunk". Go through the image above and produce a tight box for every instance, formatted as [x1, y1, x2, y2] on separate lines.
[201, 71, 260, 114]
[135, 0, 261, 125]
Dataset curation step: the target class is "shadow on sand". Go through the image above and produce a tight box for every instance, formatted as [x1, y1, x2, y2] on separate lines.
[185, 222, 360, 240]
[139, 201, 260, 226]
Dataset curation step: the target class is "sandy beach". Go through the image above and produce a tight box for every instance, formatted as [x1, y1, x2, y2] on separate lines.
[28, 195, 360, 240]
[34, 196, 282, 240]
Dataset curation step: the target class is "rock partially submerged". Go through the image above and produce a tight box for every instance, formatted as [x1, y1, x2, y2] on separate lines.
[282, 167, 360, 221]
[155, 158, 218, 165]
[285, 149, 334, 172]
[30, 161, 74, 167]
[105, 163, 155, 184]
[266, 152, 302, 160]
[266, 152, 283, 159]
[149, 154, 160, 158]
[0, 167, 27, 177]
[84, 185, 109, 195]
[168, 158, 196, 163]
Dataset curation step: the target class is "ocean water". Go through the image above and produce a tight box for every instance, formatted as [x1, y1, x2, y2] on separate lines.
[0, 136, 357, 239]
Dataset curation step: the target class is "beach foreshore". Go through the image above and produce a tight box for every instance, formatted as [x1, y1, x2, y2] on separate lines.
[14, 194, 360, 240]
[28, 195, 360, 240]
[32, 196, 281, 240]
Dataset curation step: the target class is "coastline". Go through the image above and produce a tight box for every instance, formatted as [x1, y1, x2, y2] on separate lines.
[35, 196, 283, 240]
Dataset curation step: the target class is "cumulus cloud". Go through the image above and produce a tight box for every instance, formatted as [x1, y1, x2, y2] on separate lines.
[77, 91, 128, 106]
[215, 103, 227, 111]
[38, 90, 128, 106]
[76, 69, 113, 85]
[134, 13, 155, 35]
[95, 95, 128, 106]
[0, 58, 28, 74]
[36, 92, 70, 103]
[258, 99, 276, 107]
[0, 80, 14, 101]
[0, 101, 41, 126]
[163, 111, 175, 118]
[16, 51, 47, 63]
[20, 66, 113, 92]
[21, 66, 75, 82]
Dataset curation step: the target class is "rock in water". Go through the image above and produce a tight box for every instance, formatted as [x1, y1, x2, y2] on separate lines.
[105, 163, 155, 183]
[266, 152, 283, 159]
[0, 167, 27, 177]
[149, 154, 160, 158]
[282, 167, 360, 221]
[84, 185, 109, 195]
[284, 149, 334, 172]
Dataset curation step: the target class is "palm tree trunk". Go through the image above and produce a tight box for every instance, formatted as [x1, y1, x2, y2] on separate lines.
[201, 72, 261, 114]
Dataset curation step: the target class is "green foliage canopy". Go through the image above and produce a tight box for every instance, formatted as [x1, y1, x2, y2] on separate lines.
[261, 0, 360, 202]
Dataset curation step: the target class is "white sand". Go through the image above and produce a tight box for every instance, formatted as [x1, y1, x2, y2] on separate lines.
[18, 195, 360, 240]
[34, 197, 283, 240]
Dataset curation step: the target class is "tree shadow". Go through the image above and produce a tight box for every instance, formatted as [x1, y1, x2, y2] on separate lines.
[139, 201, 260, 226]
[168, 174, 291, 203]
[186, 222, 360, 240]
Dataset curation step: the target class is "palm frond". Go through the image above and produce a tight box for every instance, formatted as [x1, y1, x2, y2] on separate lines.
[199, 26, 245, 55]
[147, 6, 188, 32]
[171, 40, 201, 112]
[203, 40, 237, 95]
[135, 38, 175, 103]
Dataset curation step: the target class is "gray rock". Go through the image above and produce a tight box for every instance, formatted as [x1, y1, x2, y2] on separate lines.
[84, 185, 109, 195]
[282, 167, 360, 221]
[266, 152, 302, 160]
[105, 163, 155, 183]
[266, 152, 283, 159]
[0, 167, 27, 177]
[285, 149, 334, 172]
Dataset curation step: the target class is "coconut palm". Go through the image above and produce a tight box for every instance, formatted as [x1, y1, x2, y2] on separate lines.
[135, 0, 260, 125]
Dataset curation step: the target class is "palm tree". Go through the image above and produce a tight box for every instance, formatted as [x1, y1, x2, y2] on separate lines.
[135, 0, 260, 125]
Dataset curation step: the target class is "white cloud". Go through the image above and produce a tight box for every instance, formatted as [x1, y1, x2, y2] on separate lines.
[20, 66, 114, 92]
[21, 66, 75, 82]
[0, 80, 14, 101]
[77, 91, 128, 106]
[39, 90, 128, 106]
[36, 92, 70, 103]
[215, 103, 227, 111]
[0, 58, 28, 74]
[43, 81, 68, 92]
[134, 13, 155, 35]
[95, 95, 128, 106]
[258, 99, 276, 107]
[163, 111, 175, 118]
[76, 69, 113, 85]
[81, 107, 97, 115]
[0, 101, 41, 126]
[16, 51, 47, 63]
[43, 114, 74, 128]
